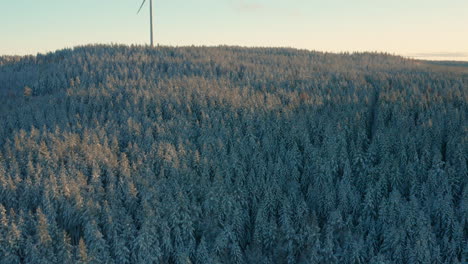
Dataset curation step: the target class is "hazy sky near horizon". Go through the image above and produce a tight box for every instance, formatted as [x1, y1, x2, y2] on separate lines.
[1, 0, 467, 60]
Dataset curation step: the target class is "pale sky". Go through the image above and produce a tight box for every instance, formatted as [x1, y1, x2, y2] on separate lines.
[1, 0, 467, 60]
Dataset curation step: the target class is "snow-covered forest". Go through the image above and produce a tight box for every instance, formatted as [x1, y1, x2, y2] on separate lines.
[0, 45, 466, 263]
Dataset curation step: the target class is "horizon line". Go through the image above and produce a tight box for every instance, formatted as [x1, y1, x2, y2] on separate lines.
[1, 43, 467, 62]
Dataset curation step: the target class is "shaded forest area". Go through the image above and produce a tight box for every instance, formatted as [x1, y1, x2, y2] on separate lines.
[0, 45, 467, 263]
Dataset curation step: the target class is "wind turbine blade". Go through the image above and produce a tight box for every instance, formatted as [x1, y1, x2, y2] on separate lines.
[137, 0, 147, 14]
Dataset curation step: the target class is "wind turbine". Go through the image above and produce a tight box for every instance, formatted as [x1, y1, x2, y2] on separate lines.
[137, 0, 154, 47]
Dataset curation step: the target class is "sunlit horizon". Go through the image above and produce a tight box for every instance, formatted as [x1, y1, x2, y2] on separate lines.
[3, 43, 467, 62]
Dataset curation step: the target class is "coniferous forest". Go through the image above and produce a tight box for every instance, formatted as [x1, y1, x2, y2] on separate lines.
[0, 45, 467, 263]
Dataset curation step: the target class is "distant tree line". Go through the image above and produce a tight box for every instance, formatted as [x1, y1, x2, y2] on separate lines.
[0, 45, 466, 263]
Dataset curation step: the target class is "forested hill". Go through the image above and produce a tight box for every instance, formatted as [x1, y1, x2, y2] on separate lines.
[0, 45, 467, 263]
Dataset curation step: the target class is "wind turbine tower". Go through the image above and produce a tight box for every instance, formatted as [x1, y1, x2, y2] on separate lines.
[137, 0, 154, 47]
